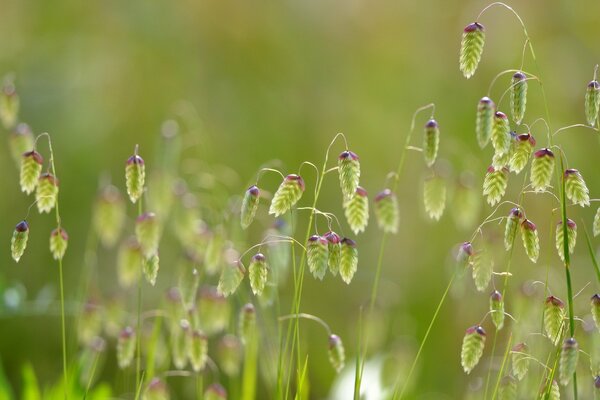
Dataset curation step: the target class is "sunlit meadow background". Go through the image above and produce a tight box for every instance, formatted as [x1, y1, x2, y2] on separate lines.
[1, 0, 600, 398]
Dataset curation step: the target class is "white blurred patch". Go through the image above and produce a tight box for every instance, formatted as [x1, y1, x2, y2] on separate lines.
[329, 356, 390, 400]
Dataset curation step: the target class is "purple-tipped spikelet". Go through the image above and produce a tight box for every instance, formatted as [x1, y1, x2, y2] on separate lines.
[530, 148, 555, 192]
[11, 220, 29, 262]
[483, 166, 508, 206]
[36, 173, 59, 213]
[324, 231, 342, 276]
[217, 260, 245, 297]
[546, 380, 561, 400]
[307, 235, 329, 280]
[117, 326, 136, 369]
[49, 227, 68, 260]
[559, 338, 579, 386]
[423, 119, 440, 167]
[585, 78, 600, 126]
[510, 72, 528, 124]
[0, 78, 19, 129]
[511, 342, 530, 381]
[143, 377, 170, 400]
[19, 150, 43, 195]
[125, 152, 145, 203]
[339, 238, 358, 284]
[595, 375, 600, 390]
[459, 22, 485, 79]
[423, 175, 446, 220]
[491, 141, 513, 170]
[328, 334, 345, 373]
[520, 219, 539, 263]
[218, 335, 242, 376]
[135, 212, 160, 259]
[189, 329, 208, 372]
[204, 383, 227, 400]
[198, 287, 231, 335]
[117, 237, 142, 288]
[509, 133, 535, 174]
[544, 296, 566, 345]
[343, 186, 369, 234]
[143, 252, 160, 285]
[461, 325, 486, 374]
[9, 123, 34, 166]
[249, 253, 268, 296]
[504, 207, 523, 251]
[476, 97, 495, 148]
[93, 185, 126, 247]
[490, 290, 505, 330]
[492, 112, 511, 156]
[269, 174, 305, 217]
[591, 294, 600, 332]
[239, 303, 256, 344]
[564, 169, 590, 207]
[241, 185, 260, 229]
[374, 189, 399, 233]
[338, 150, 361, 201]
[456, 241, 474, 267]
[498, 375, 517, 400]
[472, 250, 493, 292]
[594, 208, 600, 237]
[555, 219, 577, 262]
[77, 301, 103, 346]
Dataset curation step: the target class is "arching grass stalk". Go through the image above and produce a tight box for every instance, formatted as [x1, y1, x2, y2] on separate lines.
[354, 103, 434, 400]
[135, 195, 144, 396]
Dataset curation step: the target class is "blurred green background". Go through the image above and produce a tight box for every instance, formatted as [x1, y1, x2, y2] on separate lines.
[1, 0, 600, 398]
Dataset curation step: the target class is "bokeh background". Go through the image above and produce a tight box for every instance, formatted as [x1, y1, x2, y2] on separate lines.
[1, 0, 600, 398]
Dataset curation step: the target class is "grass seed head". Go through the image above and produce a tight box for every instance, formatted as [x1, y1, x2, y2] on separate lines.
[585, 79, 600, 126]
[93, 185, 126, 247]
[559, 337, 579, 386]
[510, 72, 528, 124]
[11, 220, 29, 263]
[490, 290, 505, 330]
[544, 295, 566, 345]
[198, 287, 231, 335]
[472, 250, 493, 292]
[423, 175, 446, 220]
[423, 119, 440, 167]
[49, 227, 68, 260]
[328, 334, 345, 373]
[19, 150, 43, 195]
[483, 166, 508, 206]
[591, 294, 600, 332]
[143, 377, 170, 400]
[217, 260, 245, 297]
[520, 219, 540, 263]
[509, 133, 535, 174]
[117, 237, 142, 288]
[205, 383, 227, 400]
[511, 342, 530, 381]
[136, 212, 160, 259]
[504, 207, 523, 251]
[249, 253, 268, 296]
[498, 375, 517, 400]
[324, 231, 342, 276]
[476, 97, 495, 148]
[189, 330, 208, 372]
[456, 241, 474, 267]
[241, 185, 261, 229]
[459, 22, 485, 79]
[564, 169, 590, 207]
[339, 238, 358, 284]
[374, 189, 399, 233]
[117, 326, 136, 369]
[338, 150, 361, 201]
[343, 186, 369, 234]
[239, 303, 256, 344]
[555, 219, 577, 262]
[530, 148, 555, 192]
[125, 153, 145, 203]
[307, 235, 329, 280]
[461, 325, 486, 374]
[36, 173, 59, 213]
[269, 174, 305, 217]
[593, 207, 600, 237]
[143, 252, 160, 285]
[0, 78, 19, 129]
[9, 123, 34, 166]
[492, 111, 511, 156]
[218, 335, 242, 376]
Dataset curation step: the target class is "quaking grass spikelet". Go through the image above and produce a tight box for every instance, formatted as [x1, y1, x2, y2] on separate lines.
[307, 235, 329, 280]
[344, 186, 369, 234]
[20, 150, 43, 195]
[9, 123, 34, 166]
[509, 133, 535, 174]
[143, 378, 170, 400]
[249, 253, 268, 295]
[189, 330, 208, 372]
[492, 144, 513, 169]
[498, 375, 517, 400]
[143, 253, 160, 285]
[324, 231, 341, 276]
[459, 22, 485, 79]
[555, 219, 576, 262]
[423, 175, 446, 220]
[490, 290, 505, 330]
[0, 78, 19, 129]
[492, 112, 511, 156]
[423, 119, 440, 167]
[239, 303, 256, 344]
[544, 296, 566, 345]
[217, 260, 245, 297]
[328, 334, 345, 373]
[93, 185, 126, 247]
[594, 208, 600, 237]
[456, 241, 474, 268]
[205, 384, 227, 400]
[510, 71, 528, 124]
[546, 380, 560, 400]
[136, 212, 160, 259]
[11, 220, 29, 263]
[36, 173, 59, 213]
[218, 335, 242, 376]
[483, 166, 508, 206]
[117, 237, 142, 287]
[504, 207, 523, 251]
[117, 326, 136, 369]
[530, 148, 554, 192]
[339, 238, 358, 284]
[564, 168, 590, 206]
[338, 151, 360, 201]
[49, 228, 68, 260]
[198, 288, 230, 335]
[520, 219, 539, 263]
[269, 174, 305, 217]
[559, 338, 578, 386]
[476, 97, 495, 148]
[472, 250, 493, 292]
[171, 319, 189, 369]
[511, 342, 530, 381]
[125, 152, 145, 203]
[241, 185, 260, 229]
[591, 294, 600, 332]
[585, 78, 600, 126]
[374, 189, 399, 233]
[461, 325, 486, 374]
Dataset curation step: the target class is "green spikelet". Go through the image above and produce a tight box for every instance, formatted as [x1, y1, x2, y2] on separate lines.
[49, 228, 68, 260]
[423, 119, 440, 167]
[35, 173, 59, 213]
[11, 220, 29, 263]
[324, 231, 341, 276]
[117, 237, 142, 288]
[338, 151, 360, 201]
[217, 260, 245, 297]
[461, 325, 486, 374]
[476, 97, 495, 148]
[20, 150, 43, 195]
[9, 123, 34, 166]
[344, 186, 369, 234]
[143, 378, 170, 400]
[555, 219, 577, 262]
[328, 334, 345, 373]
[249, 253, 268, 295]
[492, 144, 513, 169]
[125, 152, 145, 203]
[307, 235, 329, 280]
[490, 290, 505, 330]
[136, 212, 160, 259]
[544, 296, 566, 345]
[594, 208, 600, 237]
[171, 319, 189, 369]
[472, 250, 493, 292]
[456, 242, 474, 269]
[595, 376, 600, 390]
[423, 175, 446, 220]
[483, 166, 508, 206]
[530, 148, 555, 192]
[117, 326, 136, 369]
[241, 185, 260, 229]
[239, 303, 256, 344]
[339, 238, 358, 284]
[510, 72, 528, 124]
[504, 207, 523, 251]
[93, 185, 126, 247]
[144, 253, 160, 286]
[0, 78, 19, 129]
[492, 112, 511, 156]
[498, 375, 517, 400]
[509, 133, 535, 174]
[205, 383, 227, 400]
[218, 335, 242, 376]
[559, 338, 578, 386]
[269, 174, 305, 217]
[189, 330, 208, 372]
[459, 22, 485, 79]
[585, 79, 600, 126]
[511, 342, 530, 381]
[205, 229, 224, 275]
[520, 219, 539, 263]
[197, 287, 230, 335]
[564, 169, 590, 207]
[374, 189, 399, 233]
[591, 294, 600, 332]
[548, 380, 561, 400]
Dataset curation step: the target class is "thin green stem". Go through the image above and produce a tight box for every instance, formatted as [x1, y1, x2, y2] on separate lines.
[135, 194, 144, 393]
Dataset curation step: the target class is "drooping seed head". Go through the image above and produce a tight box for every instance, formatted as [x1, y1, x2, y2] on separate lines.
[511, 342, 530, 381]
[269, 174, 305, 217]
[544, 296, 566, 345]
[509, 133, 535, 174]
[492, 111, 511, 156]
[324, 231, 342, 276]
[483, 166, 509, 206]
[461, 325, 486, 374]
[343, 186, 369, 234]
[117, 237, 142, 288]
[559, 337, 579, 386]
[472, 250, 493, 292]
[510, 71, 528, 124]
[489, 290, 505, 330]
[476, 97, 495, 148]
[0, 77, 19, 129]
[49, 228, 68, 260]
[93, 185, 126, 247]
[218, 334, 242, 376]
[520, 219, 539, 263]
[423, 119, 440, 167]
[585, 78, 600, 126]
[117, 326, 136, 369]
[36, 173, 59, 214]
[125, 151, 145, 203]
[20, 150, 43, 195]
[555, 219, 577, 262]
[143, 252, 160, 285]
[459, 22, 486, 79]
[591, 294, 600, 332]
[423, 175, 446, 221]
[204, 383, 227, 400]
[339, 238, 358, 284]
[374, 189, 399, 233]
[564, 168, 590, 207]
[328, 334, 345, 373]
[504, 207, 523, 251]
[241, 185, 261, 229]
[530, 148, 555, 192]
[338, 150, 361, 201]
[239, 303, 256, 344]
[9, 123, 34, 166]
[249, 253, 268, 296]
[11, 220, 30, 263]
[456, 241, 474, 266]
[307, 235, 329, 280]
[217, 259, 245, 297]
[143, 377, 169, 400]
[135, 212, 160, 259]
[188, 329, 208, 372]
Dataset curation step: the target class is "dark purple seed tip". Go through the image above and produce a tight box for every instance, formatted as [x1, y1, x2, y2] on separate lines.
[120, 326, 134, 338]
[516, 133, 530, 142]
[374, 188, 392, 202]
[513, 71, 526, 80]
[242, 303, 255, 314]
[546, 295, 565, 307]
[464, 22, 484, 32]
[328, 334, 341, 348]
[425, 119, 438, 129]
[588, 80, 600, 89]
[486, 165, 496, 173]
[594, 375, 600, 389]
[495, 111, 508, 119]
[339, 150, 359, 161]
[127, 154, 144, 165]
[512, 342, 527, 352]
[564, 337, 577, 347]
[247, 185, 260, 196]
[564, 168, 579, 177]
[341, 237, 357, 247]
[591, 293, 600, 304]
[466, 325, 486, 336]
[308, 235, 321, 243]
[534, 148, 554, 158]
[355, 186, 368, 197]
[252, 253, 265, 262]
[40, 173, 59, 186]
[522, 219, 536, 231]
[285, 174, 305, 191]
[460, 242, 473, 256]
[509, 207, 523, 219]
[51, 228, 69, 240]
[480, 96, 493, 104]
[490, 290, 502, 301]
[148, 378, 166, 390]
[136, 212, 156, 222]
[324, 231, 341, 244]
[24, 150, 43, 164]
[15, 220, 29, 232]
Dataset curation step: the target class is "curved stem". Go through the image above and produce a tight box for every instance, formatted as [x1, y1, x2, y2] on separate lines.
[278, 313, 332, 336]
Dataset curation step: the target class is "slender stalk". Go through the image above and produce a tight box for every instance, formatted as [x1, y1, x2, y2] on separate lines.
[490, 332, 512, 400]
[135, 196, 144, 392]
